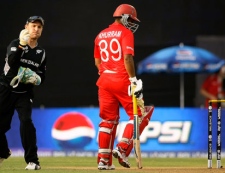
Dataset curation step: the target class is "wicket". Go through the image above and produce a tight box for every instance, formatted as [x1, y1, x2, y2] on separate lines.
[208, 99, 224, 169]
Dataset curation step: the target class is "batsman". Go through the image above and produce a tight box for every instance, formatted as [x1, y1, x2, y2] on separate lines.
[94, 4, 154, 170]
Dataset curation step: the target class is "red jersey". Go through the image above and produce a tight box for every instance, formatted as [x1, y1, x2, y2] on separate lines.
[94, 22, 134, 77]
[201, 74, 225, 107]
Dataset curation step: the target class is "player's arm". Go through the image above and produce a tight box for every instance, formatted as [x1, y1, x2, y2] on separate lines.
[124, 54, 135, 78]
[21, 50, 46, 86]
[94, 38, 102, 72]
[200, 87, 217, 100]
[200, 78, 217, 100]
[124, 53, 143, 100]
[6, 40, 24, 68]
[95, 57, 101, 71]
[34, 50, 46, 85]
[122, 31, 136, 79]
[8, 29, 29, 65]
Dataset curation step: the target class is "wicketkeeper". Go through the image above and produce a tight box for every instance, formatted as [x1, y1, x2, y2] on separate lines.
[0, 16, 46, 170]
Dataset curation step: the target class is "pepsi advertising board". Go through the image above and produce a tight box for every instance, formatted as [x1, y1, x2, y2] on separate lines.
[6, 107, 225, 157]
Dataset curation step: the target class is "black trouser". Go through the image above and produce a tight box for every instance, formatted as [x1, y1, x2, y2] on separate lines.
[0, 84, 39, 165]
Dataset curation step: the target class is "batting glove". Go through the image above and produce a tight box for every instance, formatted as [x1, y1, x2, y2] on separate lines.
[128, 77, 143, 99]
[19, 29, 30, 46]
[133, 79, 143, 99]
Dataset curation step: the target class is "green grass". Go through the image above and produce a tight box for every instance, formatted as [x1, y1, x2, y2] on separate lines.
[0, 157, 221, 173]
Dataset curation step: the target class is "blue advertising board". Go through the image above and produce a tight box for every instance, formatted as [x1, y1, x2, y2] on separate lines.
[6, 107, 225, 157]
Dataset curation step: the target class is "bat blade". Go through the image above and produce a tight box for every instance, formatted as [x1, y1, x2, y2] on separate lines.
[133, 90, 142, 169]
[133, 114, 142, 169]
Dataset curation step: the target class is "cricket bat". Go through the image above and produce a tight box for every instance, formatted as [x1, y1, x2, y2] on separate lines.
[132, 89, 142, 169]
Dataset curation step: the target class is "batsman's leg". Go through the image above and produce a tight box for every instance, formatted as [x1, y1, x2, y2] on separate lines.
[97, 120, 118, 170]
[112, 121, 133, 168]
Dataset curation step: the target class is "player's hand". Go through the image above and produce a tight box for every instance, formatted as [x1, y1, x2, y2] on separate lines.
[25, 76, 41, 85]
[19, 29, 30, 46]
[128, 77, 143, 99]
[22, 68, 41, 85]
[133, 79, 143, 99]
[129, 76, 138, 84]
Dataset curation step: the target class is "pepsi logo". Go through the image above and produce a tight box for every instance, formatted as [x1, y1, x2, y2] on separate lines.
[51, 112, 95, 149]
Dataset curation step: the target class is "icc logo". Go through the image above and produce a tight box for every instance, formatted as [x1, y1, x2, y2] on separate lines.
[51, 112, 95, 149]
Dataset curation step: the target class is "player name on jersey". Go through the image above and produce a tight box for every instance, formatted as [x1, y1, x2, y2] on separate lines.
[98, 31, 122, 38]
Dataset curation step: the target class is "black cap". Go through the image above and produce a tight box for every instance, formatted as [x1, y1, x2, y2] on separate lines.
[26, 16, 44, 26]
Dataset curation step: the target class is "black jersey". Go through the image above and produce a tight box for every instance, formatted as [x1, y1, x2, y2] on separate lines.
[0, 39, 46, 92]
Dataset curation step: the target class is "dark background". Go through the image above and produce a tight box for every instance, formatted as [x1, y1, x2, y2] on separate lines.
[0, 0, 225, 107]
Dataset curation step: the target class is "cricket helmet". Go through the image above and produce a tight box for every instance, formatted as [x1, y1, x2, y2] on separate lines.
[113, 4, 140, 33]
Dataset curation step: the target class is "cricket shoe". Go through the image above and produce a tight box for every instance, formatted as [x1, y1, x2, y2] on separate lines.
[25, 162, 41, 170]
[108, 164, 115, 170]
[112, 147, 130, 168]
[98, 160, 115, 170]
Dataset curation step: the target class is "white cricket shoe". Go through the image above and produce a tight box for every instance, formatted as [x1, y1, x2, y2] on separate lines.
[97, 159, 116, 170]
[98, 161, 108, 170]
[25, 162, 41, 170]
[108, 164, 115, 170]
[112, 147, 130, 168]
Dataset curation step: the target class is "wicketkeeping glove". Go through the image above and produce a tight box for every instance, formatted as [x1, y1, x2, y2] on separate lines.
[10, 67, 41, 88]
[10, 67, 26, 88]
[19, 29, 30, 46]
[21, 68, 41, 85]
